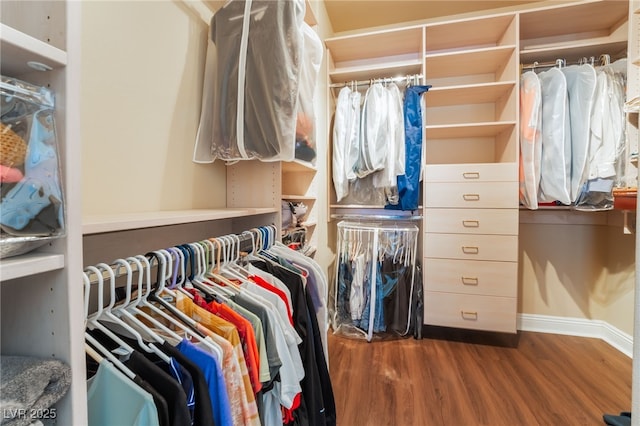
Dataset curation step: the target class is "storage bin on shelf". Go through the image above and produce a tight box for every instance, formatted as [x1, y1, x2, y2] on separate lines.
[0, 76, 65, 258]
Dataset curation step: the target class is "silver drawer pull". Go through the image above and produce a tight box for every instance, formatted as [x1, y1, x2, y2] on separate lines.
[463, 172, 480, 179]
[462, 220, 480, 227]
[461, 311, 478, 320]
[461, 276, 479, 285]
[462, 246, 479, 254]
[463, 194, 480, 201]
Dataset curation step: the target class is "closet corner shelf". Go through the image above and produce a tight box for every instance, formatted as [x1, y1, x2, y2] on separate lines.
[0, 252, 65, 282]
[1, 23, 67, 76]
[282, 160, 316, 173]
[304, 0, 317, 26]
[82, 208, 278, 235]
[282, 195, 316, 201]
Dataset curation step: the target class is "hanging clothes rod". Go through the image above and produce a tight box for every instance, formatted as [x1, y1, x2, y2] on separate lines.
[84, 231, 260, 285]
[331, 213, 423, 221]
[521, 54, 615, 71]
[329, 73, 424, 88]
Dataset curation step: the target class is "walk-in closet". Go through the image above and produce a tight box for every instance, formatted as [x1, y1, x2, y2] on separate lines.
[0, 0, 638, 425]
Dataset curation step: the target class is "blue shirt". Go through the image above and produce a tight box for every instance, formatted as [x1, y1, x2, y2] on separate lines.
[177, 339, 233, 426]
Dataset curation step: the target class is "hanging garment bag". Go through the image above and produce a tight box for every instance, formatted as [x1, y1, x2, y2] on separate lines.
[194, 0, 305, 162]
[519, 71, 543, 209]
[538, 68, 572, 205]
[561, 64, 597, 202]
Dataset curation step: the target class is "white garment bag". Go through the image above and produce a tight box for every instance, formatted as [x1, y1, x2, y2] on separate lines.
[372, 83, 405, 205]
[538, 67, 572, 205]
[562, 64, 597, 202]
[356, 83, 389, 178]
[519, 71, 543, 209]
[332, 87, 361, 202]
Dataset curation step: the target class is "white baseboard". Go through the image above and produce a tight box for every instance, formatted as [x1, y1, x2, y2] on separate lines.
[517, 313, 633, 358]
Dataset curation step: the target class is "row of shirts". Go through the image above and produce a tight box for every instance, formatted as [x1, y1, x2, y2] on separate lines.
[86, 246, 334, 426]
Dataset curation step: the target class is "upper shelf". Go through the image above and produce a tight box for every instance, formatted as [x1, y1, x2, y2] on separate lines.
[425, 14, 516, 53]
[425, 46, 516, 80]
[325, 26, 423, 66]
[519, 1, 628, 43]
[0, 23, 67, 77]
[83, 208, 278, 235]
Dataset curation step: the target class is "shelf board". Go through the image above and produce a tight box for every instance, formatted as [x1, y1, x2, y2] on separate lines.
[282, 195, 316, 201]
[82, 208, 278, 235]
[303, 0, 317, 26]
[282, 160, 316, 173]
[519, 1, 628, 42]
[425, 46, 516, 80]
[425, 81, 516, 107]
[0, 252, 65, 282]
[325, 26, 423, 64]
[0, 23, 67, 76]
[425, 121, 516, 139]
[425, 14, 515, 53]
[329, 59, 423, 84]
[519, 40, 628, 64]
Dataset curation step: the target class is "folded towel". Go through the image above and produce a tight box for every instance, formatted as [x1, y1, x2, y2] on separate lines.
[0, 356, 71, 426]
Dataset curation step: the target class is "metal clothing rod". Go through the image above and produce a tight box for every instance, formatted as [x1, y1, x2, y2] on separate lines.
[84, 231, 258, 285]
[329, 73, 424, 88]
[521, 54, 616, 71]
[331, 213, 422, 221]
[337, 221, 420, 233]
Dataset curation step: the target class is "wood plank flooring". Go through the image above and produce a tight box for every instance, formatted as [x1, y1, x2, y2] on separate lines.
[327, 329, 632, 426]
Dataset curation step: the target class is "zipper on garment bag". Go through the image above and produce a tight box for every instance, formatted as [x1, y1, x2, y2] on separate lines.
[235, 0, 252, 159]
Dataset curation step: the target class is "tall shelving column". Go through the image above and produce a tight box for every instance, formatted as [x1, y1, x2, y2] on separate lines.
[422, 13, 520, 333]
[0, 1, 86, 424]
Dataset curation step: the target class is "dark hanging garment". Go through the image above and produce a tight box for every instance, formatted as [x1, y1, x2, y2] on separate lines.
[251, 259, 336, 426]
[196, 0, 305, 161]
[386, 84, 431, 211]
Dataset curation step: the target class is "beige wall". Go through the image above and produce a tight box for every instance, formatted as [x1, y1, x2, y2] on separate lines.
[81, 1, 226, 216]
[520, 221, 635, 335]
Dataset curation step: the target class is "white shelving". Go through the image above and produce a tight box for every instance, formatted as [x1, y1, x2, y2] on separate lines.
[83, 208, 278, 234]
[0, 1, 86, 425]
[0, 252, 65, 281]
[0, 23, 67, 75]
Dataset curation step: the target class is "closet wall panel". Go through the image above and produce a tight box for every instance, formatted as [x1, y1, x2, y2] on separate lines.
[80, 1, 225, 216]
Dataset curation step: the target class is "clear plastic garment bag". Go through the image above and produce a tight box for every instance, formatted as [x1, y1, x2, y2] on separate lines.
[193, 0, 308, 163]
[331, 221, 420, 342]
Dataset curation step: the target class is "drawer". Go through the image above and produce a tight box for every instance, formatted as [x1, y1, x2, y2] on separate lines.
[424, 163, 517, 183]
[425, 181, 519, 208]
[424, 291, 517, 333]
[424, 233, 518, 261]
[425, 208, 518, 235]
[424, 258, 517, 297]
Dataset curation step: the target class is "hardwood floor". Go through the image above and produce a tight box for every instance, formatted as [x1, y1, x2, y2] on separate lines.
[327, 329, 632, 426]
